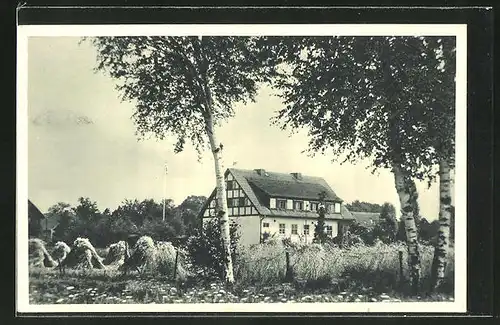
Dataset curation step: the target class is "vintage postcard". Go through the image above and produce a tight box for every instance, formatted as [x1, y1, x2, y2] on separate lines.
[17, 23, 467, 314]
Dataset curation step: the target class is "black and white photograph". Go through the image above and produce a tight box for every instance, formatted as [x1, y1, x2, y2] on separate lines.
[17, 23, 467, 313]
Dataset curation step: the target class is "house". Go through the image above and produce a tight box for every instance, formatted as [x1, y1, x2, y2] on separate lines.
[350, 212, 381, 230]
[28, 200, 45, 238]
[198, 168, 355, 246]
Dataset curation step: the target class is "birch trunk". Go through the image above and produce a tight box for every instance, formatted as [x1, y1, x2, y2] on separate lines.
[393, 163, 421, 294]
[204, 111, 235, 284]
[431, 158, 452, 289]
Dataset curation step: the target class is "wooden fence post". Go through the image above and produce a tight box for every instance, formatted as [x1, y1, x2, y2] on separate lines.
[172, 248, 179, 281]
[285, 251, 293, 282]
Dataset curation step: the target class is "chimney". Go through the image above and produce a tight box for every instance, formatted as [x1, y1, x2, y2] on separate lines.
[291, 172, 303, 180]
[254, 169, 266, 176]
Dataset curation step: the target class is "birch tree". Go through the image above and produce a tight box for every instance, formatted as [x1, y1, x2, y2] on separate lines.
[86, 36, 277, 283]
[421, 38, 456, 290]
[267, 36, 455, 293]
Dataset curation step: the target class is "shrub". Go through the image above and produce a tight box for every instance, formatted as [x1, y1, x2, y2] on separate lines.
[186, 218, 240, 280]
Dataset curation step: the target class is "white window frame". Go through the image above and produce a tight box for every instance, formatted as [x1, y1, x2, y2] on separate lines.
[279, 223, 286, 234]
[276, 199, 287, 209]
[293, 200, 304, 210]
[334, 203, 341, 213]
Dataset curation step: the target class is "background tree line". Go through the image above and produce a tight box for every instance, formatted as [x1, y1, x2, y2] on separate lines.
[344, 200, 455, 246]
[39, 195, 206, 248]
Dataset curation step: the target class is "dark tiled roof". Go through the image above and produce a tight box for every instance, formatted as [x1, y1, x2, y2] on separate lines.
[351, 211, 381, 228]
[198, 168, 354, 221]
[28, 200, 45, 220]
[231, 168, 342, 202]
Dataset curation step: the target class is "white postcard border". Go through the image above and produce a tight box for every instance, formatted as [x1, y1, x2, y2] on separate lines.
[16, 23, 467, 314]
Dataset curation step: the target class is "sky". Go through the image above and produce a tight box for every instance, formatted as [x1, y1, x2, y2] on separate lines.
[27, 36, 454, 220]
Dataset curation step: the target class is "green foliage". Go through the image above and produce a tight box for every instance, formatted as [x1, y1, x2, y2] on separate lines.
[44, 196, 204, 247]
[313, 192, 328, 244]
[176, 195, 207, 234]
[345, 200, 383, 213]
[186, 218, 240, 280]
[372, 203, 398, 244]
[348, 222, 374, 245]
[267, 36, 456, 182]
[418, 218, 440, 245]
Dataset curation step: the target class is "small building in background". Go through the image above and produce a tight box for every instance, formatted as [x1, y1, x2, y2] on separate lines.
[28, 200, 45, 238]
[350, 211, 381, 230]
[198, 168, 355, 246]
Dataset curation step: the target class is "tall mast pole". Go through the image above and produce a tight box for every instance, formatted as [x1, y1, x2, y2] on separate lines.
[162, 162, 167, 222]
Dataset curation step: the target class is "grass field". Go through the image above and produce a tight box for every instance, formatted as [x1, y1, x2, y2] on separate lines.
[28, 241, 454, 304]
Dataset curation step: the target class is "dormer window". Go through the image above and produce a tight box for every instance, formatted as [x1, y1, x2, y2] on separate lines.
[276, 199, 287, 209]
[310, 202, 319, 212]
[293, 200, 304, 210]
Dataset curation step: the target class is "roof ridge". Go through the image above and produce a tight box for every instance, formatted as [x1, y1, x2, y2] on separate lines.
[228, 167, 325, 180]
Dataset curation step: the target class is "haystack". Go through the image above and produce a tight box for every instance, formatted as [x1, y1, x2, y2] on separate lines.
[29, 238, 57, 267]
[52, 241, 71, 264]
[120, 236, 156, 273]
[156, 240, 188, 278]
[103, 240, 128, 268]
[61, 237, 106, 269]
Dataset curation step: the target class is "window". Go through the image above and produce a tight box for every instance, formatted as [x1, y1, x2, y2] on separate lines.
[239, 197, 246, 207]
[291, 224, 298, 235]
[334, 203, 341, 213]
[232, 198, 239, 207]
[303, 224, 310, 235]
[310, 202, 319, 212]
[277, 199, 287, 209]
[293, 200, 304, 210]
[263, 222, 270, 228]
[227, 180, 233, 190]
[279, 223, 286, 234]
[227, 199, 233, 207]
[326, 225, 333, 236]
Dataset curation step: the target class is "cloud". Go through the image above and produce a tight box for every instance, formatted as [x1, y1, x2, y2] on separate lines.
[31, 109, 94, 127]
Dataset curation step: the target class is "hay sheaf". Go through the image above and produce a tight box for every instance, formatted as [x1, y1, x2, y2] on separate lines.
[120, 236, 157, 273]
[52, 241, 71, 264]
[120, 236, 189, 278]
[61, 237, 106, 269]
[29, 238, 57, 268]
[103, 241, 128, 268]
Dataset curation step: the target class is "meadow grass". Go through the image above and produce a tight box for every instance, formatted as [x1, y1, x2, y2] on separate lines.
[235, 241, 454, 294]
[29, 240, 455, 304]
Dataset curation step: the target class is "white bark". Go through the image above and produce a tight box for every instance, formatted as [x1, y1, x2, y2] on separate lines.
[393, 163, 421, 293]
[432, 158, 452, 288]
[204, 112, 235, 284]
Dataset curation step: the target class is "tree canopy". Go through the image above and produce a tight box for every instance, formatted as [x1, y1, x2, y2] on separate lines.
[86, 36, 278, 156]
[268, 36, 455, 183]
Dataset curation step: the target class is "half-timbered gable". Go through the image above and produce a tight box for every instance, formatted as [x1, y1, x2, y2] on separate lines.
[198, 168, 355, 245]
